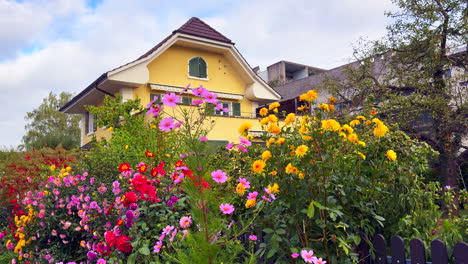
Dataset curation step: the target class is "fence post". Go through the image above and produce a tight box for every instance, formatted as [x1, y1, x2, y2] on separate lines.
[453, 241, 468, 264]
[391, 236, 406, 264]
[357, 236, 371, 264]
[410, 238, 426, 264]
[373, 234, 388, 264]
[430, 239, 448, 264]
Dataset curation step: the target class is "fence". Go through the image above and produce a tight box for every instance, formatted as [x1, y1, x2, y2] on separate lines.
[358, 234, 467, 264]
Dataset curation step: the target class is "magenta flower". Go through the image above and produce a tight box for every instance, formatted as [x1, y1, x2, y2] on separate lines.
[219, 203, 235, 214]
[225, 142, 234, 150]
[87, 251, 97, 260]
[238, 177, 250, 188]
[211, 169, 228, 183]
[180, 216, 192, 229]
[249, 235, 257, 241]
[239, 136, 252, 146]
[97, 259, 106, 264]
[192, 86, 208, 97]
[162, 225, 175, 235]
[199, 137, 208, 142]
[159, 117, 175, 132]
[162, 92, 180, 107]
[153, 241, 163, 253]
[301, 250, 315, 263]
[247, 191, 258, 200]
[314, 257, 326, 264]
[204, 92, 218, 104]
[192, 99, 204, 105]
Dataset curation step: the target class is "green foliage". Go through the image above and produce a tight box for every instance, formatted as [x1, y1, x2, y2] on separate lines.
[22, 92, 80, 150]
[324, 0, 467, 190]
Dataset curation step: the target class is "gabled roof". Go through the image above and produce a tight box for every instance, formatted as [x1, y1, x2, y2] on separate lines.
[60, 17, 279, 113]
[174, 17, 233, 44]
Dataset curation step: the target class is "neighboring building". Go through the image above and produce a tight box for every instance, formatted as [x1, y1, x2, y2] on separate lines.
[60, 17, 281, 147]
[257, 60, 326, 87]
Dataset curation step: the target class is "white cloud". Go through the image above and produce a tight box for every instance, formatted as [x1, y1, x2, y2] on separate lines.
[0, 0, 396, 147]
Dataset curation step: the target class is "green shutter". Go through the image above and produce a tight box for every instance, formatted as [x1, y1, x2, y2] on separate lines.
[182, 97, 192, 105]
[189, 58, 199, 77]
[232, 102, 241, 116]
[85, 112, 90, 134]
[198, 58, 207, 78]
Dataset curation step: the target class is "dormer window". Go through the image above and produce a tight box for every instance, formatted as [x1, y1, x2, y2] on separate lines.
[188, 57, 207, 79]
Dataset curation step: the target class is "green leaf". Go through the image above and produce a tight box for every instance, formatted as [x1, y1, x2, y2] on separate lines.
[127, 253, 137, 264]
[276, 228, 286, 235]
[263, 228, 274, 233]
[266, 248, 277, 258]
[307, 201, 315, 218]
[139, 246, 150, 256]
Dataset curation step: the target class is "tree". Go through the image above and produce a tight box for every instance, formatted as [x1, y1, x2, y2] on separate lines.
[22, 92, 81, 150]
[326, 0, 467, 189]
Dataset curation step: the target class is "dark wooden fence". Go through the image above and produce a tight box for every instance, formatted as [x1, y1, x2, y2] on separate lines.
[358, 234, 467, 264]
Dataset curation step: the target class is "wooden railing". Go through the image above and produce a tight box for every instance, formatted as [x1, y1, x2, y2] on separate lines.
[358, 234, 467, 264]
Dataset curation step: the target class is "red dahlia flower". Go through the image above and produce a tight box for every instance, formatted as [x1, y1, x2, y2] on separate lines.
[116, 235, 133, 254]
[118, 163, 131, 172]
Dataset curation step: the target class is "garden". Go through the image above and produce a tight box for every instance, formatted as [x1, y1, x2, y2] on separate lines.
[0, 86, 466, 264]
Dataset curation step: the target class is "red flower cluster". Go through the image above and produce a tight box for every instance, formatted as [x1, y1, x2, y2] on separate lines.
[129, 174, 159, 202]
[118, 163, 132, 172]
[104, 231, 133, 254]
[150, 161, 166, 177]
[145, 151, 155, 157]
[121, 191, 138, 207]
[137, 163, 148, 173]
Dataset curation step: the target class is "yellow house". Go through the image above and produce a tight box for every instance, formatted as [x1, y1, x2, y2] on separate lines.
[60, 17, 281, 147]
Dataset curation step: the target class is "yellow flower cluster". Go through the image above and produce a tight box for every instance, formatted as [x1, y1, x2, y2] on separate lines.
[372, 118, 389, 137]
[262, 150, 272, 161]
[13, 205, 35, 253]
[299, 90, 318, 102]
[295, 145, 309, 157]
[252, 160, 266, 173]
[386, 150, 397, 161]
[321, 119, 341, 131]
[285, 163, 298, 174]
[267, 183, 280, 194]
[238, 122, 252, 136]
[285, 113, 296, 125]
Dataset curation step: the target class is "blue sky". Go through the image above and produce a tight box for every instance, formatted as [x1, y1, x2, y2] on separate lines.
[0, 0, 396, 148]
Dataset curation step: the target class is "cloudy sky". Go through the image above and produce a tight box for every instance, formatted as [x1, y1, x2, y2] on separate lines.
[0, 0, 397, 148]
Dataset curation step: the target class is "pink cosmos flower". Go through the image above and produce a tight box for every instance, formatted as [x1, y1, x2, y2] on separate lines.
[199, 137, 208, 142]
[247, 191, 258, 200]
[236, 144, 247, 152]
[159, 117, 175, 132]
[314, 257, 326, 264]
[239, 136, 252, 146]
[181, 83, 191, 94]
[301, 250, 315, 263]
[153, 241, 163, 253]
[215, 103, 224, 111]
[192, 86, 208, 97]
[249, 235, 257, 241]
[180, 216, 192, 229]
[97, 259, 106, 264]
[291, 253, 300, 258]
[204, 92, 218, 104]
[162, 93, 180, 107]
[211, 169, 228, 183]
[238, 178, 250, 188]
[219, 203, 235, 214]
[192, 99, 204, 105]
[162, 225, 175, 235]
[225, 142, 234, 150]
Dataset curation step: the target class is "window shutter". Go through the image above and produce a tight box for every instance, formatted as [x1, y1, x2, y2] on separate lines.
[85, 112, 90, 134]
[199, 59, 207, 78]
[182, 97, 192, 105]
[92, 114, 97, 132]
[189, 58, 199, 77]
[232, 102, 241, 117]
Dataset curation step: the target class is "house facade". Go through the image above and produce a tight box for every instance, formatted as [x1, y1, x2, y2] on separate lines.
[60, 17, 281, 147]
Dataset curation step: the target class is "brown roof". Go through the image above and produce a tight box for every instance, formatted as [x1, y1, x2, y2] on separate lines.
[174, 17, 233, 44]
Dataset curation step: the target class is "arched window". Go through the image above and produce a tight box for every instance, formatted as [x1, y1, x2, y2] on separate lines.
[188, 57, 207, 78]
